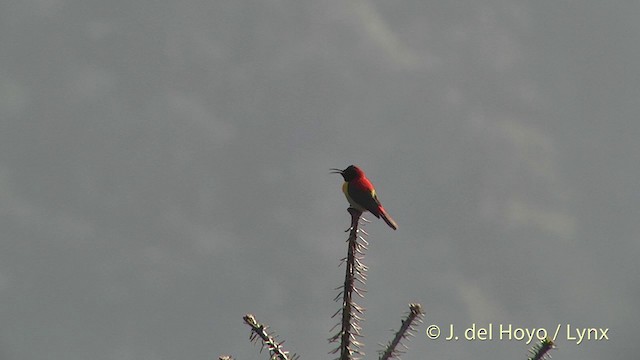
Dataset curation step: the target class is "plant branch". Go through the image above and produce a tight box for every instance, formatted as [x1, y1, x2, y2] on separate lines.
[329, 208, 368, 360]
[527, 337, 556, 360]
[378, 303, 425, 360]
[243, 314, 299, 360]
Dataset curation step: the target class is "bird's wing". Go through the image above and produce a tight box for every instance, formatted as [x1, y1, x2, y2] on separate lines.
[347, 180, 382, 218]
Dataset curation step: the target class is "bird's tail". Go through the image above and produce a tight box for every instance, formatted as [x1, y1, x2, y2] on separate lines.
[378, 206, 398, 230]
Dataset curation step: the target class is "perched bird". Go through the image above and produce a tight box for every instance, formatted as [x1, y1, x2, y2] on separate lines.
[331, 165, 398, 230]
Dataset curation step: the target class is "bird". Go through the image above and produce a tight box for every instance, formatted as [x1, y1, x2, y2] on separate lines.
[331, 165, 398, 230]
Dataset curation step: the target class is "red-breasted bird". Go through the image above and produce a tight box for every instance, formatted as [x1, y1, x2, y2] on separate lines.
[331, 165, 398, 230]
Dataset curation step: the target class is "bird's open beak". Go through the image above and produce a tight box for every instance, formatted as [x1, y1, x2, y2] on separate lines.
[330, 168, 344, 174]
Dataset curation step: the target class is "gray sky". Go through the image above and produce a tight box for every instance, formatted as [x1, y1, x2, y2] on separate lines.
[1, 0, 638, 359]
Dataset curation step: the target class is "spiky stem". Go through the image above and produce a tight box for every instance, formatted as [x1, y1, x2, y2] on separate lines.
[528, 337, 556, 360]
[378, 303, 425, 360]
[243, 314, 298, 360]
[329, 208, 368, 360]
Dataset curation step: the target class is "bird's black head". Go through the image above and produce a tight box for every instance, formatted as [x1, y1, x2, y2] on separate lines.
[330, 165, 362, 181]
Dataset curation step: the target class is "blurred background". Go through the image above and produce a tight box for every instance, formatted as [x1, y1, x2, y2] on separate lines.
[1, 0, 639, 359]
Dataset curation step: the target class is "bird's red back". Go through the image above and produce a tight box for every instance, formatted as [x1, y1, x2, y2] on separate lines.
[352, 172, 375, 193]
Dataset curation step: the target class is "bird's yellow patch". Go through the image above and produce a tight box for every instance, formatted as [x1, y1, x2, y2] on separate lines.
[342, 182, 368, 212]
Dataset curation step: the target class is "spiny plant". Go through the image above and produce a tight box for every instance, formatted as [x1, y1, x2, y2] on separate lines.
[221, 208, 559, 360]
[528, 337, 556, 360]
[224, 208, 423, 360]
[243, 313, 299, 360]
[328, 208, 371, 360]
[377, 303, 425, 360]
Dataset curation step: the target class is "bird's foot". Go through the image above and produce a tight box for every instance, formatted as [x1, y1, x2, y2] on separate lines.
[346, 207, 363, 233]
